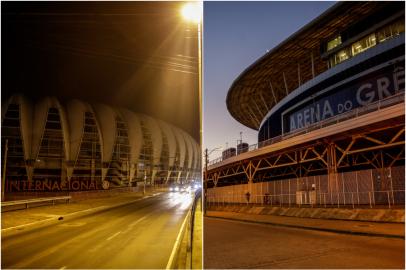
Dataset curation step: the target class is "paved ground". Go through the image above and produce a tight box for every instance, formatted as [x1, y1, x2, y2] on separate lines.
[206, 210, 405, 238]
[2, 192, 193, 269]
[2, 190, 160, 229]
[204, 217, 405, 269]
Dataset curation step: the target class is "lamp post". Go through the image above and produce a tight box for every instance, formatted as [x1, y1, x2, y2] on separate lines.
[181, 1, 203, 208]
[181, 2, 202, 145]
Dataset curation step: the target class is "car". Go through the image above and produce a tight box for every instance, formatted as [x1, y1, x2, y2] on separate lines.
[169, 184, 180, 192]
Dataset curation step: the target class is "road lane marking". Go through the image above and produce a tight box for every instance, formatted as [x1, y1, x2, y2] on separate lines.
[128, 216, 148, 229]
[8, 226, 106, 269]
[1, 193, 163, 233]
[165, 210, 191, 270]
[107, 231, 122, 241]
[89, 214, 153, 253]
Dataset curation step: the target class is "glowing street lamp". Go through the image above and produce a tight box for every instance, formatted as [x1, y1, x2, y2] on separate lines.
[181, 0, 203, 179]
[181, 2, 202, 23]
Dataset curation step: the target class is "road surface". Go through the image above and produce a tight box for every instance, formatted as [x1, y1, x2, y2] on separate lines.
[2, 192, 193, 269]
[204, 217, 405, 269]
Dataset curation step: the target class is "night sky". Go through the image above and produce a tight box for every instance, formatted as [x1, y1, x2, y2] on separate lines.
[2, 1, 200, 141]
[203, 1, 335, 159]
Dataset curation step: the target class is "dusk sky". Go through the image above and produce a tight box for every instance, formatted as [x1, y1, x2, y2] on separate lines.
[3, 2, 200, 141]
[203, 1, 335, 159]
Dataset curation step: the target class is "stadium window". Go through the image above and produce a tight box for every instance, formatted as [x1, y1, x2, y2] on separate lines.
[351, 33, 376, 56]
[327, 35, 342, 51]
[337, 48, 350, 62]
[377, 18, 405, 43]
[328, 47, 350, 68]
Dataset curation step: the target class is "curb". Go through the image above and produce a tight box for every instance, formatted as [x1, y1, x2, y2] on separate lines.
[2, 193, 162, 238]
[207, 205, 405, 223]
[166, 209, 191, 270]
[206, 215, 405, 239]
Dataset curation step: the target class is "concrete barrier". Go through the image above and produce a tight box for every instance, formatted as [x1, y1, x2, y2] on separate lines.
[207, 204, 405, 223]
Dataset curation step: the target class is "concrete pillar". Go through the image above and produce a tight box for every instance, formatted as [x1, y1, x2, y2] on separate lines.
[165, 170, 171, 184]
[101, 168, 108, 183]
[176, 171, 182, 184]
[26, 165, 34, 184]
[327, 143, 339, 194]
[129, 164, 136, 186]
[151, 169, 158, 186]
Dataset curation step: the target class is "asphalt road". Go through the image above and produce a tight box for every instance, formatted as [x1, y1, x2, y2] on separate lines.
[204, 217, 405, 269]
[2, 192, 193, 269]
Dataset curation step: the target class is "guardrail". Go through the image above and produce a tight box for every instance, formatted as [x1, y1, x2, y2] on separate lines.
[169, 189, 202, 270]
[1, 196, 71, 212]
[188, 189, 201, 268]
[208, 93, 405, 166]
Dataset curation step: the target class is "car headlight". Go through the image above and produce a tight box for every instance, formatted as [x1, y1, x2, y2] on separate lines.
[175, 187, 179, 192]
[169, 187, 174, 191]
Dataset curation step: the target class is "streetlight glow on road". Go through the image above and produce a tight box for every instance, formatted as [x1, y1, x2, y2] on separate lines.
[181, 2, 202, 23]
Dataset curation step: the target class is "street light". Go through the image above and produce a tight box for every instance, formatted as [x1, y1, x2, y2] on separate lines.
[181, 2, 202, 24]
[181, 0, 202, 170]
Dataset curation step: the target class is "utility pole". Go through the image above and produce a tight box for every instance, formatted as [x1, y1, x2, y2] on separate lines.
[204, 148, 208, 215]
[2, 139, 9, 202]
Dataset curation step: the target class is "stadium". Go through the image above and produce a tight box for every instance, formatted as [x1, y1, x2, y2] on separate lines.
[206, 2, 405, 207]
[1, 95, 201, 193]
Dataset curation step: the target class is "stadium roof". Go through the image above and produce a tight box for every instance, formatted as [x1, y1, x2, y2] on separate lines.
[226, 2, 389, 130]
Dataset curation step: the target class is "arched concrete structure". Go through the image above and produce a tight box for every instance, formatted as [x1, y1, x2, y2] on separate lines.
[1, 95, 201, 191]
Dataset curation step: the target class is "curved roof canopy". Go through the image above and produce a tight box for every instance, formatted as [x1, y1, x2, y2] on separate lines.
[226, 2, 387, 130]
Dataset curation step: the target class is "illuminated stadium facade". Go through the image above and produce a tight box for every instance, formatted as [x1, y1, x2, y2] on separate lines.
[206, 2, 405, 206]
[1, 95, 200, 192]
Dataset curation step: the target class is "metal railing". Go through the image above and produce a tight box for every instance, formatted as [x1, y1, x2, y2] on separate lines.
[206, 190, 405, 209]
[1, 196, 71, 212]
[188, 189, 201, 267]
[208, 93, 404, 166]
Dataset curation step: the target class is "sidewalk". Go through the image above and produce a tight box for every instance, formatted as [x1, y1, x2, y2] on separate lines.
[206, 210, 405, 239]
[191, 198, 202, 269]
[1, 190, 161, 230]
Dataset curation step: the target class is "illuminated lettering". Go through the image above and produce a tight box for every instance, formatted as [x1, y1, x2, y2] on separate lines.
[52, 181, 60, 191]
[80, 181, 89, 190]
[44, 181, 52, 190]
[344, 100, 352, 111]
[356, 83, 374, 105]
[377, 77, 391, 99]
[71, 181, 80, 190]
[310, 105, 320, 123]
[394, 67, 405, 92]
[297, 113, 303, 129]
[35, 180, 42, 190]
[303, 109, 310, 126]
[322, 100, 333, 119]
